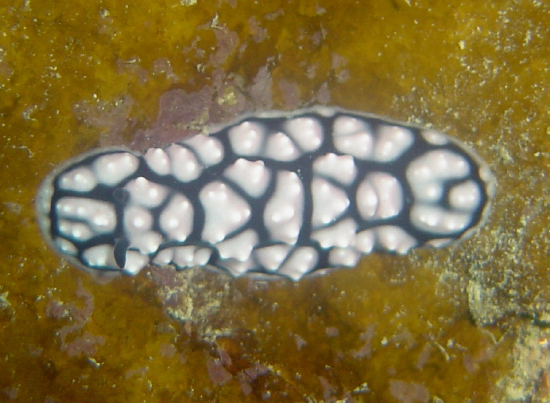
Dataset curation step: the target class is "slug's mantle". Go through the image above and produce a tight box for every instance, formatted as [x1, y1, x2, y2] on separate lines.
[36, 106, 495, 280]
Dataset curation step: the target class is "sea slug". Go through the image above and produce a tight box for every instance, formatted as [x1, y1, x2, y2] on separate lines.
[35, 107, 495, 280]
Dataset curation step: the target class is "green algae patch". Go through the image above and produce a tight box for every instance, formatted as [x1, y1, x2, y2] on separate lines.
[1, 0, 549, 401]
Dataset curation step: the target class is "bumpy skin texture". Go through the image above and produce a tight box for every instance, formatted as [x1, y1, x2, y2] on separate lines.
[36, 107, 495, 280]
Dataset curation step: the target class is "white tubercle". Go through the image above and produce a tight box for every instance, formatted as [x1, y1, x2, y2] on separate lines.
[312, 218, 357, 248]
[183, 135, 224, 166]
[159, 194, 193, 241]
[357, 173, 403, 220]
[55, 237, 78, 255]
[194, 248, 212, 266]
[123, 250, 149, 275]
[278, 247, 318, 281]
[311, 177, 349, 227]
[82, 244, 116, 268]
[172, 246, 196, 268]
[406, 150, 470, 200]
[264, 171, 304, 244]
[166, 144, 203, 182]
[229, 121, 265, 156]
[415, 181, 443, 203]
[171, 246, 212, 268]
[356, 179, 378, 219]
[123, 205, 163, 253]
[448, 180, 481, 211]
[59, 167, 97, 192]
[422, 129, 449, 145]
[334, 131, 374, 160]
[254, 245, 291, 271]
[333, 116, 368, 137]
[124, 205, 153, 233]
[224, 158, 271, 198]
[373, 125, 414, 162]
[56, 197, 116, 233]
[328, 247, 361, 267]
[410, 204, 471, 234]
[153, 248, 174, 266]
[125, 177, 168, 208]
[93, 152, 139, 186]
[264, 132, 300, 161]
[375, 226, 417, 254]
[406, 150, 475, 224]
[285, 117, 323, 152]
[144, 148, 171, 175]
[221, 257, 256, 276]
[58, 219, 94, 241]
[128, 232, 163, 255]
[313, 153, 357, 185]
[199, 181, 251, 243]
[355, 229, 375, 254]
[332, 115, 374, 159]
[216, 229, 258, 261]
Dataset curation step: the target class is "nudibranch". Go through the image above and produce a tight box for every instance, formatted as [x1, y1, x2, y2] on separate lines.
[36, 107, 495, 280]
